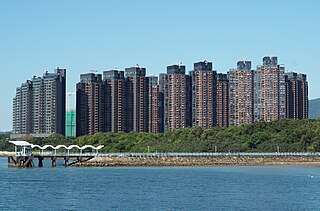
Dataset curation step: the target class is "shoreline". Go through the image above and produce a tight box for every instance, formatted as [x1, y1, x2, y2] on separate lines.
[0, 151, 14, 157]
[73, 155, 320, 167]
[2, 152, 320, 167]
[73, 162, 320, 168]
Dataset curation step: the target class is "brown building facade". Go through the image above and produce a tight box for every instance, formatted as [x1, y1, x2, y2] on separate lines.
[104, 70, 126, 132]
[285, 72, 308, 119]
[147, 76, 160, 133]
[190, 61, 217, 128]
[159, 73, 168, 132]
[228, 61, 254, 126]
[258, 56, 286, 122]
[216, 73, 229, 127]
[125, 67, 148, 132]
[76, 73, 105, 136]
[166, 65, 190, 130]
[74, 57, 309, 136]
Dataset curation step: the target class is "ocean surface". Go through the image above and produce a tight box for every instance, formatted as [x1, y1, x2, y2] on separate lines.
[0, 158, 320, 211]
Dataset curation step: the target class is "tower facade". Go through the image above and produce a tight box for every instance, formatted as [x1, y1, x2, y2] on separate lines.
[104, 70, 126, 132]
[190, 61, 217, 128]
[76, 73, 105, 136]
[216, 73, 229, 127]
[43, 68, 66, 134]
[13, 81, 33, 135]
[12, 68, 66, 137]
[125, 67, 148, 132]
[166, 64, 190, 130]
[258, 56, 286, 122]
[147, 76, 160, 133]
[285, 72, 308, 119]
[228, 61, 254, 126]
[159, 73, 168, 132]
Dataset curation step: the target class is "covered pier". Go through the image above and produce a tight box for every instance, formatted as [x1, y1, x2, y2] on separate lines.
[8, 141, 104, 168]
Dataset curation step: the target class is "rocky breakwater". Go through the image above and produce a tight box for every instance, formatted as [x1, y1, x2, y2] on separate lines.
[73, 154, 320, 167]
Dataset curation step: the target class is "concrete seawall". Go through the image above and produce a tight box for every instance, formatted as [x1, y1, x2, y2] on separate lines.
[74, 155, 320, 167]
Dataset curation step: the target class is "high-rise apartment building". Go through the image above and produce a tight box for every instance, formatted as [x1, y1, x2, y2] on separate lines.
[13, 81, 33, 135]
[125, 67, 148, 132]
[165, 64, 191, 130]
[72, 56, 309, 136]
[217, 73, 229, 127]
[285, 72, 308, 119]
[258, 56, 286, 122]
[147, 76, 160, 133]
[104, 70, 126, 132]
[32, 76, 44, 134]
[43, 69, 66, 134]
[159, 73, 168, 132]
[190, 61, 217, 128]
[228, 57, 307, 126]
[12, 68, 66, 137]
[76, 73, 105, 136]
[253, 68, 261, 122]
[228, 61, 254, 126]
[76, 68, 159, 136]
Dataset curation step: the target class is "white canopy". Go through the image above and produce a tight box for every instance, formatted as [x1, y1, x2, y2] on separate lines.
[31, 144, 104, 150]
[9, 141, 33, 147]
[9, 141, 104, 151]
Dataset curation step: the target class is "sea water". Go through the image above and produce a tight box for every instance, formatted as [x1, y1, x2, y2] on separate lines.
[0, 157, 319, 210]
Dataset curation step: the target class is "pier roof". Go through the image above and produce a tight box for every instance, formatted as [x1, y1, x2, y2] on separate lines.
[9, 141, 33, 147]
[31, 144, 104, 150]
[9, 141, 104, 150]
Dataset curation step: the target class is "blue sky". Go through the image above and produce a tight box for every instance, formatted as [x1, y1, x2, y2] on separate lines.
[1, 0, 319, 131]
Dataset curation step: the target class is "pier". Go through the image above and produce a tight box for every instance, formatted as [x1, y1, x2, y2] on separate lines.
[8, 141, 104, 168]
[7, 141, 320, 167]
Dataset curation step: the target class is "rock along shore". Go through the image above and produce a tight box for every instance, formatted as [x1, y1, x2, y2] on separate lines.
[73, 155, 320, 167]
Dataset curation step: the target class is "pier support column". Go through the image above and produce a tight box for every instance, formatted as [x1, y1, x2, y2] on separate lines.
[64, 156, 69, 167]
[38, 157, 43, 167]
[12, 156, 35, 168]
[52, 157, 57, 167]
[26, 156, 35, 168]
[8, 156, 18, 167]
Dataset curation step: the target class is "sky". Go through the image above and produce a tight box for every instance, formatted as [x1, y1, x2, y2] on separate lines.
[0, 0, 319, 131]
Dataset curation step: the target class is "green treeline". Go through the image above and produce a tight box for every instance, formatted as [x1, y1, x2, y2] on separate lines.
[1, 119, 320, 153]
[0, 133, 10, 140]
